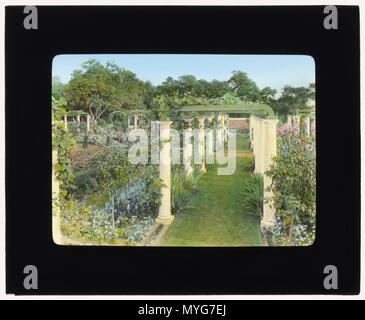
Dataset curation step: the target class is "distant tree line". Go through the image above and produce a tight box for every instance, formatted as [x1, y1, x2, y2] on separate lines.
[52, 59, 315, 121]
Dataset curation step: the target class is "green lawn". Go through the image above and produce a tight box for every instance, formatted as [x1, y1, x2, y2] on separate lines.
[158, 135, 262, 246]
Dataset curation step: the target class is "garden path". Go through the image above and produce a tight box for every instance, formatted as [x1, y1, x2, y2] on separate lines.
[157, 136, 262, 246]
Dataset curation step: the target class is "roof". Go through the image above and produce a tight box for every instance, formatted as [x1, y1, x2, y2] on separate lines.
[177, 103, 274, 116]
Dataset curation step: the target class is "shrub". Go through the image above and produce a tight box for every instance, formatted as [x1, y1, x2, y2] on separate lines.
[98, 119, 107, 127]
[82, 135, 88, 149]
[266, 122, 316, 246]
[171, 165, 201, 214]
[241, 174, 263, 218]
[61, 197, 157, 244]
[61, 200, 91, 238]
[104, 174, 162, 219]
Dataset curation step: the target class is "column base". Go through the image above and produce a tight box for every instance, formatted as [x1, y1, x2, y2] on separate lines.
[260, 222, 274, 246]
[185, 165, 193, 176]
[156, 215, 174, 225]
[261, 219, 275, 229]
[201, 163, 207, 173]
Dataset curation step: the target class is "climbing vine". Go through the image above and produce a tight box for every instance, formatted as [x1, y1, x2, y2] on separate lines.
[52, 97, 76, 197]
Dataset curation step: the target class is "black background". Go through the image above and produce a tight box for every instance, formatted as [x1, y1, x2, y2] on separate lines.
[5, 6, 360, 295]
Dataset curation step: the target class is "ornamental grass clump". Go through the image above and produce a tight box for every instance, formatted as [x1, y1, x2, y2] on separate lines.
[171, 165, 201, 214]
[241, 174, 263, 218]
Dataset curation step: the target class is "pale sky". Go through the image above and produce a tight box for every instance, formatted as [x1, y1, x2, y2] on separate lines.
[53, 54, 315, 96]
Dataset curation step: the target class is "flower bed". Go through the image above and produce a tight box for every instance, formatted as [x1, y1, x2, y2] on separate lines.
[266, 121, 316, 246]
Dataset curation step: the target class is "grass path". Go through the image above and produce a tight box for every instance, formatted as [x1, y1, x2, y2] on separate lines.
[158, 135, 262, 246]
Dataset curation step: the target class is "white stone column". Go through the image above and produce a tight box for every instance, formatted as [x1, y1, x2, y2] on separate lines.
[64, 116, 68, 130]
[77, 115, 81, 133]
[52, 149, 63, 244]
[252, 116, 258, 157]
[255, 119, 265, 174]
[287, 115, 292, 126]
[86, 115, 90, 131]
[199, 117, 206, 173]
[183, 127, 193, 175]
[293, 115, 300, 125]
[216, 115, 223, 151]
[224, 114, 228, 143]
[156, 121, 174, 225]
[262, 119, 279, 229]
[249, 115, 254, 145]
[304, 116, 310, 137]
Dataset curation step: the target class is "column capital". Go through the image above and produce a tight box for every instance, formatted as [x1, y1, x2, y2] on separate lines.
[158, 120, 173, 127]
[263, 119, 279, 128]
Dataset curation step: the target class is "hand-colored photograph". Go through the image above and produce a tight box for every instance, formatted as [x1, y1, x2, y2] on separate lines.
[52, 54, 315, 247]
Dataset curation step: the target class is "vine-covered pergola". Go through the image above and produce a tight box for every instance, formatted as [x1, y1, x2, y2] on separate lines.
[123, 103, 279, 229]
[53, 103, 284, 243]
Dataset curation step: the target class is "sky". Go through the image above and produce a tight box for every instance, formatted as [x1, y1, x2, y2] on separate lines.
[52, 54, 315, 96]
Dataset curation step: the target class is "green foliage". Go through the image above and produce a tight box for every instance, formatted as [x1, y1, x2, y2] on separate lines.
[241, 174, 263, 218]
[192, 117, 199, 129]
[63, 60, 145, 120]
[52, 97, 76, 195]
[272, 84, 315, 117]
[266, 122, 316, 246]
[106, 135, 111, 146]
[154, 75, 229, 101]
[60, 198, 155, 245]
[52, 76, 65, 100]
[171, 165, 201, 215]
[82, 135, 88, 149]
[228, 71, 261, 102]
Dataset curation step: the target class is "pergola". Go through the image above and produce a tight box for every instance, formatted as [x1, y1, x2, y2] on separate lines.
[53, 103, 286, 244]
[63, 110, 91, 131]
[130, 103, 279, 229]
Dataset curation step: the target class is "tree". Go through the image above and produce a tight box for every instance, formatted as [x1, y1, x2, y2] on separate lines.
[274, 84, 314, 117]
[142, 81, 156, 109]
[52, 76, 65, 100]
[228, 71, 261, 102]
[260, 87, 277, 105]
[63, 60, 145, 121]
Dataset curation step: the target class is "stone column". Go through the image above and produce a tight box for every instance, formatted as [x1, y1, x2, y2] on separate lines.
[199, 117, 206, 173]
[293, 115, 300, 125]
[249, 115, 254, 145]
[77, 115, 81, 132]
[64, 116, 68, 130]
[86, 115, 90, 131]
[252, 116, 258, 156]
[259, 119, 266, 174]
[156, 121, 174, 225]
[52, 149, 63, 245]
[262, 119, 279, 229]
[304, 116, 310, 137]
[224, 114, 228, 143]
[134, 115, 138, 129]
[183, 127, 193, 175]
[287, 115, 292, 126]
[216, 114, 223, 151]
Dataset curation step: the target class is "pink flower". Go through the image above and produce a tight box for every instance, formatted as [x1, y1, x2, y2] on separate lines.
[292, 123, 300, 134]
[305, 144, 314, 152]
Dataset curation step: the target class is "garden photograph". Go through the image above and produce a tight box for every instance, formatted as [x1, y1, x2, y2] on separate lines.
[52, 54, 316, 247]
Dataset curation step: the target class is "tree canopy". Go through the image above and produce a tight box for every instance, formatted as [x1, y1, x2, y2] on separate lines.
[53, 59, 315, 121]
